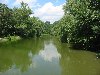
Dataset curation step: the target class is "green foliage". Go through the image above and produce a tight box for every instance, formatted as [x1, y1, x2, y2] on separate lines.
[0, 3, 16, 37]
[43, 21, 52, 34]
[52, 0, 100, 51]
[0, 0, 100, 52]
[0, 2, 45, 38]
[52, 13, 76, 43]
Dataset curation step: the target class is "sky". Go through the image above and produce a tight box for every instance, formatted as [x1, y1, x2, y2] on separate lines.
[0, 0, 66, 23]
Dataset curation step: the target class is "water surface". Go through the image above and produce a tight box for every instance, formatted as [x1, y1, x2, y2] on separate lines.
[0, 36, 100, 75]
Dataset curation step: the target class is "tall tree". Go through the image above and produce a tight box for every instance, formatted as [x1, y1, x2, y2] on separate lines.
[0, 3, 16, 37]
[12, 2, 32, 37]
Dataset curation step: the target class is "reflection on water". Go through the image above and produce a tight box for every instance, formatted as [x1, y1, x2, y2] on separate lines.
[54, 38, 100, 75]
[27, 41, 61, 75]
[0, 38, 61, 75]
[0, 37, 100, 75]
[39, 41, 61, 62]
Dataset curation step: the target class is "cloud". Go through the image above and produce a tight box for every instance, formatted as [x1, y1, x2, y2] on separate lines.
[33, 2, 64, 23]
[0, 0, 64, 23]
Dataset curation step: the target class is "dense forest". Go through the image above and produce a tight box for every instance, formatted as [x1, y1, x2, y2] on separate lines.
[0, 2, 48, 39]
[52, 0, 100, 53]
[0, 0, 100, 55]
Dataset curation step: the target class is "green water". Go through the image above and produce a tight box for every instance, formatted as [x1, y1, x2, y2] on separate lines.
[0, 36, 100, 75]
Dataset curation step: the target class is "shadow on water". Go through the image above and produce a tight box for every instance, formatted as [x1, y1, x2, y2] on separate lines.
[53, 37, 100, 75]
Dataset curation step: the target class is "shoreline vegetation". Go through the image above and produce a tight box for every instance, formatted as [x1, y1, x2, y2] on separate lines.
[0, 0, 100, 58]
[0, 36, 21, 43]
[51, 0, 100, 58]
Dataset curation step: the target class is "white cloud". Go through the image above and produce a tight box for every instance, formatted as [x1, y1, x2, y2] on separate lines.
[33, 2, 64, 23]
[0, 0, 64, 24]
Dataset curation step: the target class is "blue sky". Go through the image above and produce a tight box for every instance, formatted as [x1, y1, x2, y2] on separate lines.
[0, 0, 66, 23]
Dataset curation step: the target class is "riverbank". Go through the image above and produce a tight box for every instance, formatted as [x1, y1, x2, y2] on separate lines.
[0, 36, 21, 43]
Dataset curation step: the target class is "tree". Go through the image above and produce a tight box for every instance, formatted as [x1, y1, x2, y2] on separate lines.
[0, 3, 16, 37]
[0, 2, 45, 38]
[63, 0, 100, 51]
[43, 21, 52, 34]
[12, 2, 32, 38]
[52, 0, 100, 51]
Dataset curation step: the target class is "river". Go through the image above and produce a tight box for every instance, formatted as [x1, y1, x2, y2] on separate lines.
[0, 36, 100, 75]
